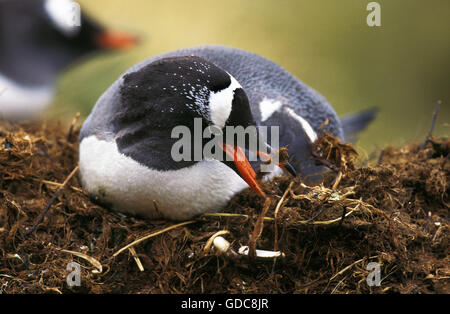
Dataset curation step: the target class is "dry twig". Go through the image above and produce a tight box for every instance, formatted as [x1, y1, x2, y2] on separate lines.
[67, 112, 81, 142]
[113, 220, 196, 257]
[203, 230, 231, 256]
[274, 182, 293, 251]
[420, 100, 441, 150]
[26, 166, 79, 236]
[59, 248, 103, 273]
[128, 247, 144, 272]
[329, 255, 378, 281]
[248, 197, 271, 258]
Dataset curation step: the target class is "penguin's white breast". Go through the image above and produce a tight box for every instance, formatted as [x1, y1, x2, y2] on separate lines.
[78, 135, 249, 220]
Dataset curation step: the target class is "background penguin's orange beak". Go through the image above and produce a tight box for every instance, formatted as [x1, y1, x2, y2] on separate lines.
[95, 31, 138, 50]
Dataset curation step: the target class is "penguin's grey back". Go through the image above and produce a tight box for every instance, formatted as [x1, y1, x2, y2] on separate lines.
[80, 45, 343, 141]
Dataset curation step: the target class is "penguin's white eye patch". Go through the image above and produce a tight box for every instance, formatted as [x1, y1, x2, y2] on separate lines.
[44, 0, 81, 37]
[209, 74, 242, 128]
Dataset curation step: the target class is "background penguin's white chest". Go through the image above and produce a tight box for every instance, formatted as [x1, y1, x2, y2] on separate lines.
[79, 135, 249, 220]
[0, 74, 53, 120]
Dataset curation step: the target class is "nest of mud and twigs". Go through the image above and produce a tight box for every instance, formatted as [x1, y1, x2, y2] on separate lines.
[0, 120, 448, 294]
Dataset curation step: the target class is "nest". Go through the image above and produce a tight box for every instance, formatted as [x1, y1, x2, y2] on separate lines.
[0, 119, 448, 294]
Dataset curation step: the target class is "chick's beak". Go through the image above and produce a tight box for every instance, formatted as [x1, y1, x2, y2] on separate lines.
[282, 162, 297, 177]
[256, 151, 297, 177]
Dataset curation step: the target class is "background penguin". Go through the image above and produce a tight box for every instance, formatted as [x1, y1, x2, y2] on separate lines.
[79, 45, 376, 220]
[0, 0, 137, 120]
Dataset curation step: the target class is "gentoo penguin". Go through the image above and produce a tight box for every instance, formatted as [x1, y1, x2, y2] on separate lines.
[0, 0, 137, 120]
[79, 45, 376, 220]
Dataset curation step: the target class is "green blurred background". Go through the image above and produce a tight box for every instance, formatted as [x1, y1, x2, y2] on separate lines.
[51, 0, 450, 154]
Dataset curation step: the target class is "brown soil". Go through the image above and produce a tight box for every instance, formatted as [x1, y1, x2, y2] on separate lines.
[0, 120, 448, 294]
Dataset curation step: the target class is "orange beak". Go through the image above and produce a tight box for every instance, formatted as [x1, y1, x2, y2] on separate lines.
[95, 31, 138, 50]
[221, 142, 266, 197]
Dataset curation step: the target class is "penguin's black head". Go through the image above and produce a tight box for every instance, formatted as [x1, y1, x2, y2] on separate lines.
[118, 55, 255, 132]
[116, 56, 295, 197]
[0, 0, 137, 85]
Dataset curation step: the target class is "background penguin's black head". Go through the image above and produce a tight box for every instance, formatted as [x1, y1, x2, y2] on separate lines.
[0, 0, 137, 86]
